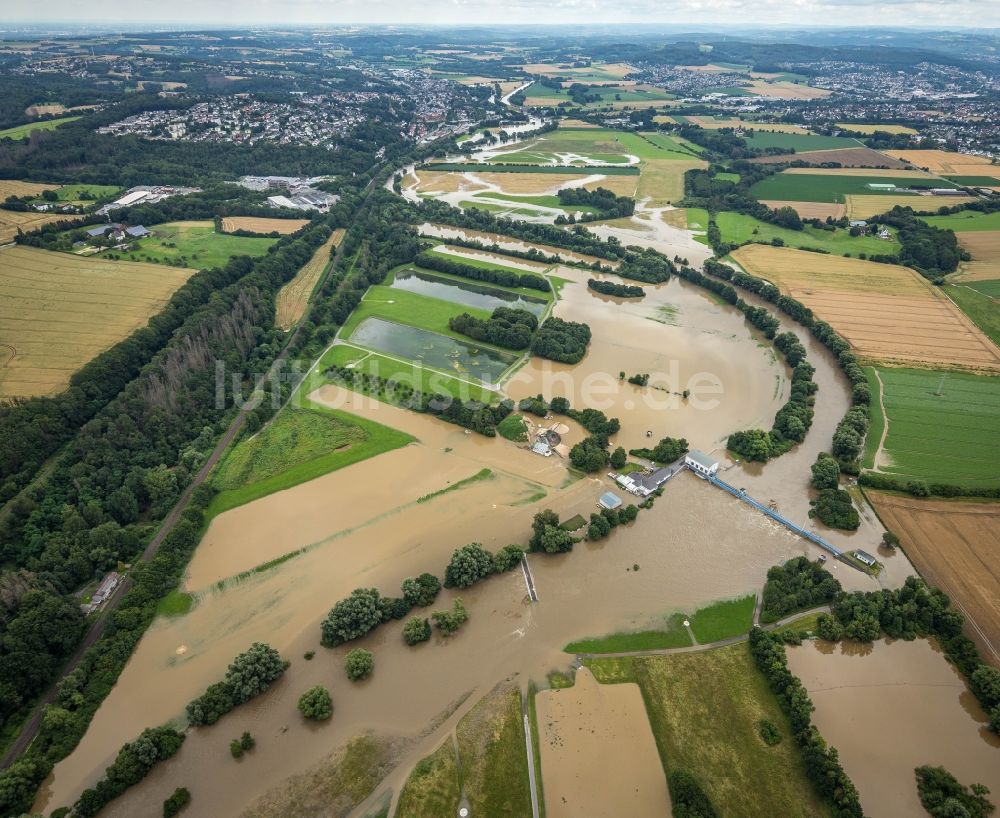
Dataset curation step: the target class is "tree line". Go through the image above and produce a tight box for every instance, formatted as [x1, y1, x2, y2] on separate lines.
[414, 250, 550, 292]
[449, 307, 538, 350]
[587, 278, 645, 298]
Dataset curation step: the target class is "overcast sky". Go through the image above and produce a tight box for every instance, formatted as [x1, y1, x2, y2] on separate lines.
[3, 0, 998, 28]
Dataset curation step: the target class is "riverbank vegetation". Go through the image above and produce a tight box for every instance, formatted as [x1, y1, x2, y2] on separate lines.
[186, 643, 286, 726]
[760, 557, 842, 624]
[448, 306, 538, 350]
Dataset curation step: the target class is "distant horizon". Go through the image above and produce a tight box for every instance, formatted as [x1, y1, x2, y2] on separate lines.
[3, 2, 1000, 30]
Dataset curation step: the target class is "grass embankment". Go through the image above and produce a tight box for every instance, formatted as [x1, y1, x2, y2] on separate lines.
[565, 613, 692, 654]
[243, 733, 401, 818]
[945, 285, 1000, 347]
[339, 285, 493, 342]
[403, 260, 555, 301]
[456, 682, 532, 817]
[689, 594, 756, 643]
[0, 116, 81, 140]
[586, 645, 832, 818]
[564, 595, 755, 654]
[319, 344, 497, 404]
[207, 403, 414, 518]
[395, 739, 461, 818]
[862, 366, 1000, 488]
[156, 590, 193, 618]
[715, 212, 900, 257]
[112, 221, 277, 269]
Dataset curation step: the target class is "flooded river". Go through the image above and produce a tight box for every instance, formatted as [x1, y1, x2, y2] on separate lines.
[33, 206, 918, 815]
[788, 638, 1000, 818]
[36, 464, 879, 817]
[506, 266, 788, 452]
[536, 667, 670, 817]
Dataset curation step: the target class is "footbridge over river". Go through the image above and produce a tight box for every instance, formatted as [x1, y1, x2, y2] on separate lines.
[700, 474, 846, 559]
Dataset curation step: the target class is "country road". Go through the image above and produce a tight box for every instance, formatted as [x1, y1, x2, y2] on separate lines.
[0, 180, 376, 770]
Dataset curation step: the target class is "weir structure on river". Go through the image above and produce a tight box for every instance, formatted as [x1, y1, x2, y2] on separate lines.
[700, 474, 845, 558]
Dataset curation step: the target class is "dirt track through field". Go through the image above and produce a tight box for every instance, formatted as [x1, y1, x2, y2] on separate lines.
[730, 244, 1000, 372]
[867, 493, 1000, 666]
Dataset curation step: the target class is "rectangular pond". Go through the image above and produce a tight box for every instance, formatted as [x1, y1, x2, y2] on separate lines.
[391, 269, 548, 317]
[348, 317, 517, 384]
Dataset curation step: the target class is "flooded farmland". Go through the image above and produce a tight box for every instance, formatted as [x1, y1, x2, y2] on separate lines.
[787, 638, 1000, 818]
[391, 268, 548, 316]
[32, 236, 913, 817]
[349, 316, 517, 382]
[506, 266, 789, 452]
[536, 667, 670, 818]
[35, 466, 878, 817]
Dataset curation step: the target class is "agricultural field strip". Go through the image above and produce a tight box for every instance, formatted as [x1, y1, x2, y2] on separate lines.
[868, 493, 1000, 663]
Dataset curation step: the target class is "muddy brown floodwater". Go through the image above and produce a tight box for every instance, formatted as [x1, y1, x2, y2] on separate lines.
[33, 244, 915, 816]
[506, 266, 788, 452]
[536, 667, 670, 818]
[788, 638, 1000, 818]
[35, 466, 880, 817]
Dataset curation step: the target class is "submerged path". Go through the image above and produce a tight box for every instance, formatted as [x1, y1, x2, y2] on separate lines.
[0, 179, 379, 770]
[522, 694, 541, 818]
[574, 606, 832, 661]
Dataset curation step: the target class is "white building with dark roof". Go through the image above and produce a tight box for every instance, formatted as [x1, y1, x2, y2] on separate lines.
[684, 450, 719, 477]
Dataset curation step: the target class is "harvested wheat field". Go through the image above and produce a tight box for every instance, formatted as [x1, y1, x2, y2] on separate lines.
[760, 200, 846, 220]
[0, 180, 59, 199]
[868, 492, 1000, 666]
[274, 229, 344, 330]
[730, 244, 1000, 371]
[0, 245, 194, 397]
[0, 209, 79, 244]
[221, 216, 309, 235]
[745, 80, 830, 100]
[685, 116, 809, 133]
[885, 149, 1000, 179]
[954, 232, 1000, 283]
[415, 170, 488, 194]
[751, 147, 908, 168]
[637, 159, 707, 205]
[846, 193, 974, 219]
[836, 123, 917, 135]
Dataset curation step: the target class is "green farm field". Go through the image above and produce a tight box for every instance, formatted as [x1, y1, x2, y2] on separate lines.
[921, 210, 1000, 232]
[750, 172, 942, 203]
[586, 644, 832, 818]
[742, 132, 861, 152]
[866, 366, 1000, 488]
[208, 402, 414, 517]
[716, 212, 901, 256]
[338, 285, 493, 341]
[108, 220, 277, 269]
[0, 116, 81, 140]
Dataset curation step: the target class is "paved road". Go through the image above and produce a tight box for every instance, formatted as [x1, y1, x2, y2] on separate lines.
[0, 198, 368, 770]
[574, 606, 832, 661]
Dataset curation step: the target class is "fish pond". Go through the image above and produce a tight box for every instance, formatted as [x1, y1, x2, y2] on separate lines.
[349, 316, 518, 383]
